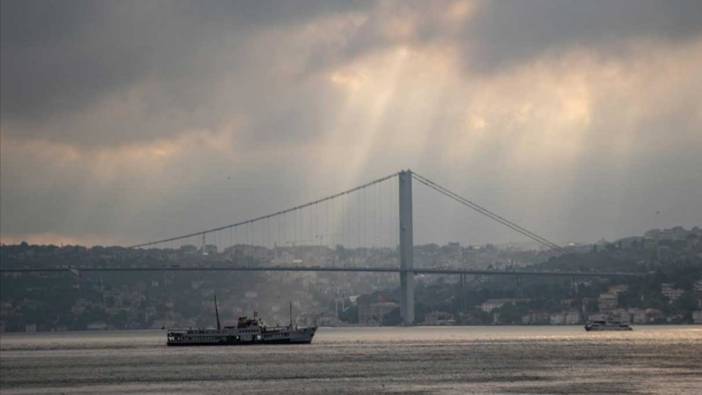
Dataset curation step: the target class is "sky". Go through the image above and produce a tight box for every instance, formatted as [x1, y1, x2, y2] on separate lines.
[1, 0, 701, 247]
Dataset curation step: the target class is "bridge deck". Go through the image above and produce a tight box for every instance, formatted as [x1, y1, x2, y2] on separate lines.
[0, 265, 645, 277]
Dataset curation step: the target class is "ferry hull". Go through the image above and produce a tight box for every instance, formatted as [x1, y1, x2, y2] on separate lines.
[166, 327, 317, 346]
[585, 326, 632, 332]
[166, 339, 314, 346]
[584, 321, 633, 331]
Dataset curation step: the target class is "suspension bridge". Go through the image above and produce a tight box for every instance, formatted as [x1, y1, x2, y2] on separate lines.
[1, 170, 644, 324]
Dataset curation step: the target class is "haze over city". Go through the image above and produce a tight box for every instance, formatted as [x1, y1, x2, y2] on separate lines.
[2, 0, 701, 248]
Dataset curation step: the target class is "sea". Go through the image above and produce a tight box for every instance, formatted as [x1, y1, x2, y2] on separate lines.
[1, 326, 701, 394]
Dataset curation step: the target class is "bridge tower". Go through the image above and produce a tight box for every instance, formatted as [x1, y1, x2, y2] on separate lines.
[399, 170, 415, 325]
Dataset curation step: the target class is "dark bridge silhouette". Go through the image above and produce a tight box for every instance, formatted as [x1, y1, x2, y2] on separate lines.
[2, 170, 646, 324]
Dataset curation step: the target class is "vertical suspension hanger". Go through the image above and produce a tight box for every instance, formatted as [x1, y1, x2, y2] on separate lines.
[361, 188, 368, 249]
[358, 187, 362, 250]
[314, 202, 318, 246]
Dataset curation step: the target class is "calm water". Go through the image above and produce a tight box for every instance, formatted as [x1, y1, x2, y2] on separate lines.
[1, 326, 701, 394]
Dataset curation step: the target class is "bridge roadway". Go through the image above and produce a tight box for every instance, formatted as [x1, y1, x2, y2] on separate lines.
[0, 265, 645, 278]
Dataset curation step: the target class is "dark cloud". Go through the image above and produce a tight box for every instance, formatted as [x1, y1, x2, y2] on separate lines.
[465, 0, 702, 71]
[5, 0, 699, 144]
[0, 0, 366, 144]
[297, 0, 702, 76]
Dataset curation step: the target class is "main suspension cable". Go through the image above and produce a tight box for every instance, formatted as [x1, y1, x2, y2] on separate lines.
[130, 171, 400, 248]
[412, 172, 563, 251]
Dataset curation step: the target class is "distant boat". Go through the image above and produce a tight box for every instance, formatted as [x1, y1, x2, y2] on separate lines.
[584, 320, 633, 331]
[166, 297, 317, 346]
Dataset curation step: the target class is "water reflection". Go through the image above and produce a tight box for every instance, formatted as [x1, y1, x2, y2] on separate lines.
[1, 326, 701, 394]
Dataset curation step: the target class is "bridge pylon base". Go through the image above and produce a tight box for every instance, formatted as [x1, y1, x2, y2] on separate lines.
[400, 270, 415, 325]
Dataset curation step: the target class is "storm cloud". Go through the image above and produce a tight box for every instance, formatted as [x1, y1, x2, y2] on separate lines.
[1, 0, 701, 246]
[465, 0, 702, 70]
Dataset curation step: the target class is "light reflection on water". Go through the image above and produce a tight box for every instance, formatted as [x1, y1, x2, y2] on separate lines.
[1, 326, 701, 394]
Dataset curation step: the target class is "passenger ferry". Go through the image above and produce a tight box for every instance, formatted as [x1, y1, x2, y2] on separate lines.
[584, 320, 633, 331]
[167, 297, 317, 346]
